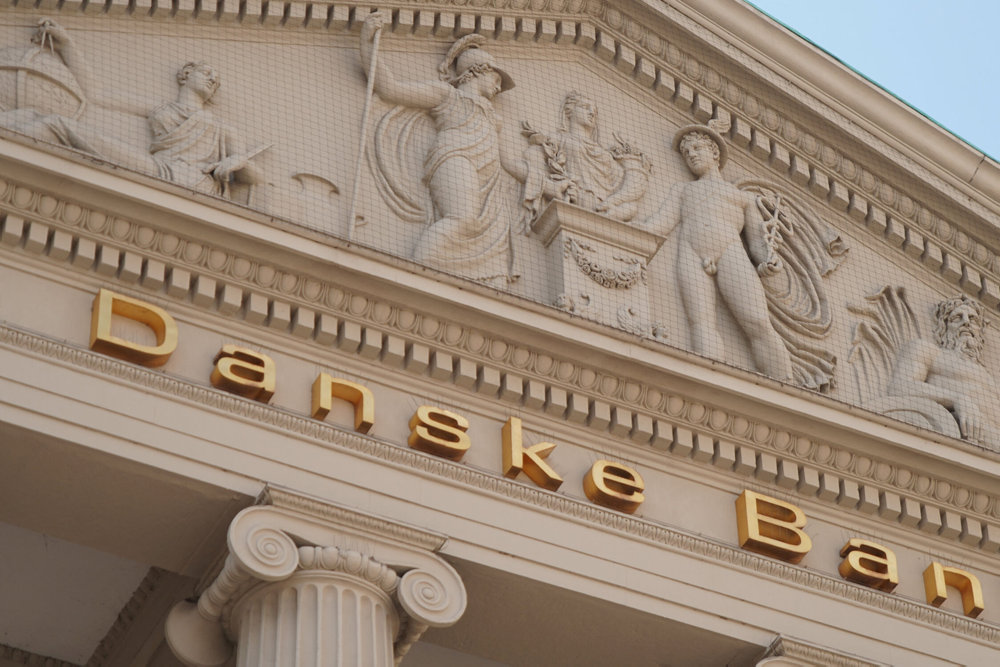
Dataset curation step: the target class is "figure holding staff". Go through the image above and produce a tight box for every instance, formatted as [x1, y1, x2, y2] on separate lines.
[359, 11, 523, 286]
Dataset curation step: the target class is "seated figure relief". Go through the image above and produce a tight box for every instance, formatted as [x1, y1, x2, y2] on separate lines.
[519, 91, 651, 225]
[850, 287, 1000, 450]
[0, 19, 265, 200]
[641, 120, 846, 390]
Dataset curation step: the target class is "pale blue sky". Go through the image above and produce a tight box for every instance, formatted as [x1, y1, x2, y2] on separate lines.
[749, 1, 999, 158]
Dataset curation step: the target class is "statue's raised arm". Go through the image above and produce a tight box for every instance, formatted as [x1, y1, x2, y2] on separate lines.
[361, 13, 520, 287]
[360, 11, 452, 110]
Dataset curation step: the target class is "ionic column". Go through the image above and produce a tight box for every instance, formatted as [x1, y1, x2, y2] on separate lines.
[164, 489, 467, 667]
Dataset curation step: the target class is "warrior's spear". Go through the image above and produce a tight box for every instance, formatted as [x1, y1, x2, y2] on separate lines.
[347, 11, 385, 241]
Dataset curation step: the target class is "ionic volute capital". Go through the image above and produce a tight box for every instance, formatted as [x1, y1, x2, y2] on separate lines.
[165, 493, 467, 667]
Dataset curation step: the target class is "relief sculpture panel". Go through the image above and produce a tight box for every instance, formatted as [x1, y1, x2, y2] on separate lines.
[1, 12, 999, 452]
[850, 288, 1000, 450]
[0, 19, 266, 202]
[640, 120, 846, 390]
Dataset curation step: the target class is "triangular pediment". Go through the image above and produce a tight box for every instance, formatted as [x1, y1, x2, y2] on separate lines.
[2, 2, 998, 454]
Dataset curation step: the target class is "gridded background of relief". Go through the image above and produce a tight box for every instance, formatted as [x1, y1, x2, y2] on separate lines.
[2, 9, 998, 451]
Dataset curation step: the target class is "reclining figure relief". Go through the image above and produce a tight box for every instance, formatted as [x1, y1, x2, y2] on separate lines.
[850, 287, 1000, 450]
[640, 120, 846, 390]
[519, 91, 651, 225]
[0, 19, 265, 200]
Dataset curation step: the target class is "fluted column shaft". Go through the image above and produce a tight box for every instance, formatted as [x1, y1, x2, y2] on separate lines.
[231, 571, 399, 667]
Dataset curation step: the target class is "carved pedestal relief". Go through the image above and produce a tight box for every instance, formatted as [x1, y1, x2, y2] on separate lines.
[850, 287, 1000, 451]
[533, 200, 665, 335]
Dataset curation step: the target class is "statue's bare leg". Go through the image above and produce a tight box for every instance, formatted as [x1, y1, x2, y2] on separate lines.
[676, 244, 724, 361]
[715, 243, 793, 379]
[413, 156, 480, 265]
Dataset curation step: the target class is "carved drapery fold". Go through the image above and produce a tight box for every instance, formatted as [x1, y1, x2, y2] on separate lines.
[164, 492, 467, 667]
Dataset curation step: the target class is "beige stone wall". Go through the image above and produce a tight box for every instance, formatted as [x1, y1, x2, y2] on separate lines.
[2, 2, 1000, 665]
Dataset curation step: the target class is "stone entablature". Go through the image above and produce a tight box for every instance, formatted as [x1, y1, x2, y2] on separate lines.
[1, 151, 1000, 551]
[4, 322, 1000, 646]
[2, 7, 1000, 421]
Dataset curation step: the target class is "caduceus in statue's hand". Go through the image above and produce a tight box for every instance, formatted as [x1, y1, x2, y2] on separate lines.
[752, 190, 791, 277]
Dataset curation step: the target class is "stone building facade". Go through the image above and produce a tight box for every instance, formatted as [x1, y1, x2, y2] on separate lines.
[1, 1, 999, 665]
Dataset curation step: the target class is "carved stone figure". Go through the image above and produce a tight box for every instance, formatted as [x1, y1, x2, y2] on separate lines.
[362, 12, 523, 287]
[0, 19, 99, 153]
[642, 120, 845, 389]
[850, 287, 1000, 450]
[519, 92, 651, 224]
[93, 60, 264, 198]
[0, 20, 263, 199]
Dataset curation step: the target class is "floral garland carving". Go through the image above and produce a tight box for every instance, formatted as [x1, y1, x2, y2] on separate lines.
[564, 237, 645, 289]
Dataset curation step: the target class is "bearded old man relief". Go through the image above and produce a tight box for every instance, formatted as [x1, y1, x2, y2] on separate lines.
[888, 296, 998, 447]
[850, 288, 1000, 450]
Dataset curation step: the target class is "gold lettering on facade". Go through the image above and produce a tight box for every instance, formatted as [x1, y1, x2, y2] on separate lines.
[90, 289, 178, 367]
[501, 417, 563, 491]
[210, 344, 276, 402]
[311, 373, 374, 434]
[407, 406, 471, 461]
[583, 460, 644, 513]
[81, 293, 1000, 614]
[735, 490, 812, 563]
[923, 562, 985, 618]
[838, 539, 898, 592]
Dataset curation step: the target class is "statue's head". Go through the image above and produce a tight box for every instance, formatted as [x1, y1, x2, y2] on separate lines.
[177, 62, 220, 102]
[453, 46, 514, 99]
[560, 92, 599, 138]
[676, 131, 721, 176]
[934, 295, 987, 363]
[673, 121, 728, 172]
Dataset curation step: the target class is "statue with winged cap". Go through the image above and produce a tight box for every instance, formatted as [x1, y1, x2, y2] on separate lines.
[362, 12, 532, 287]
[642, 119, 846, 390]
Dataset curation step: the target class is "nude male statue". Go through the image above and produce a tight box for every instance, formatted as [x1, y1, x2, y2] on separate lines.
[641, 122, 793, 380]
[888, 295, 999, 448]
